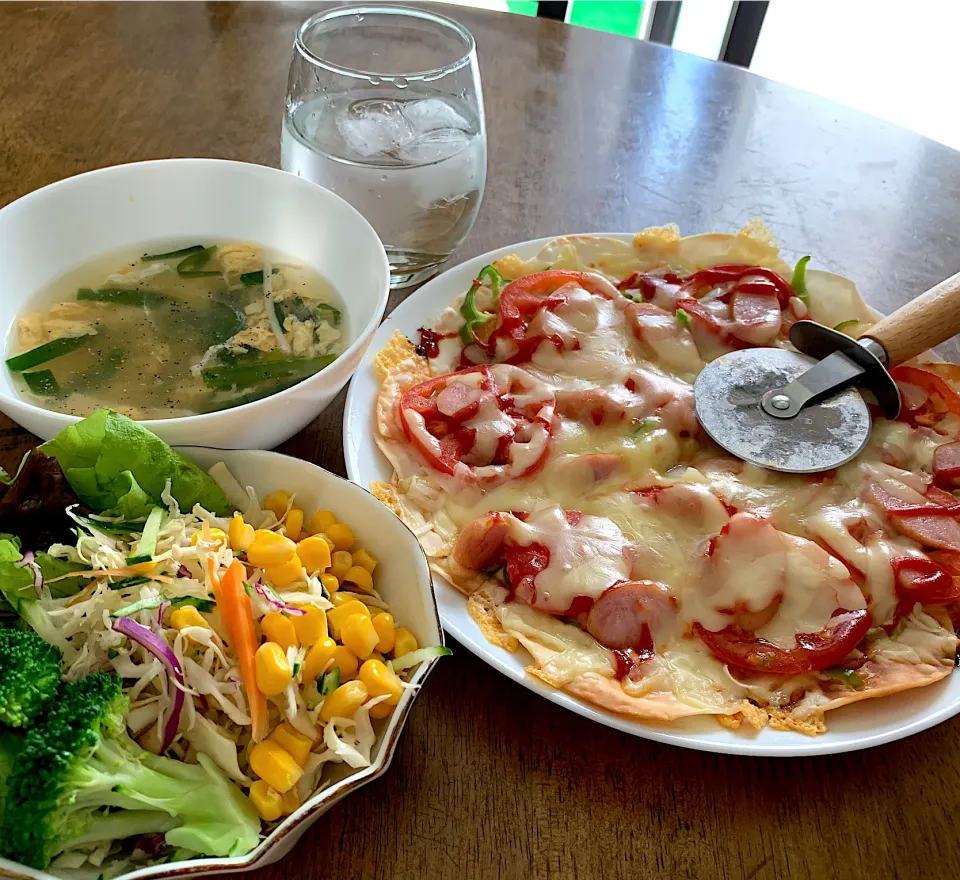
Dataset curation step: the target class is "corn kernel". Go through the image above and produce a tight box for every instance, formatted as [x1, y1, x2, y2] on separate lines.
[261, 612, 298, 651]
[248, 779, 283, 821]
[229, 515, 255, 551]
[320, 680, 368, 722]
[330, 550, 353, 580]
[359, 658, 404, 704]
[265, 552, 303, 589]
[351, 548, 379, 573]
[128, 560, 157, 574]
[320, 573, 340, 595]
[269, 722, 314, 766]
[285, 507, 305, 542]
[325, 522, 355, 552]
[327, 600, 370, 640]
[332, 590, 365, 607]
[309, 510, 337, 535]
[331, 645, 359, 679]
[369, 701, 394, 720]
[255, 642, 291, 697]
[341, 615, 380, 660]
[170, 605, 209, 631]
[247, 529, 297, 568]
[372, 613, 396, 654]
[263, 491, 290, 520]
[191, 528, 226, 547]
[297, 535, 332, 573]
[392, 627, 418, 658]
[249, 740, 303, 793]
[302, 636, 337, 681]
[343, 565, 374, 592]
[292, 605, 327, 645]
[280, 786, 301, 815]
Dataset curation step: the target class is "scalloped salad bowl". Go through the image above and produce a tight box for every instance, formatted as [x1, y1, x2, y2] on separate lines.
[0, 447, 444, 880]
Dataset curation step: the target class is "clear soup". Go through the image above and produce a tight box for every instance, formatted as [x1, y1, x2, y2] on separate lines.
[5, 243, 345, 419]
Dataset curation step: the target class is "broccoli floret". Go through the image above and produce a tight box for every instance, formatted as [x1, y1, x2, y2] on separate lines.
[0, 729, 25, 818]
[0, 672, 261, 869]
[0, 627, 62, 728]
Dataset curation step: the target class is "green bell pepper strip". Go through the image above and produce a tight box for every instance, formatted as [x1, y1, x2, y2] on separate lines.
[177, 246, 220, 278]
[459, 285, 494, 345]
[22, 370, 60, 396]
[675, 308, 692, 330]
[477, 265, 506, 306]
[200, 354, 337, 391]
[823, 667, 864, 689]
[791, 255, 811, 304]
[5, 334, 94, 372]
[141, 244, 206, 262]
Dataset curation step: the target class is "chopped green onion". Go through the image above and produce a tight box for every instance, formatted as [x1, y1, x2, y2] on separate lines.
[459, 284, 494, 345]
[243, 581, 255, 597]
[823, 667, 864, 689]
[319, 666, 340, 694]
[675, 308, 692, 330]
[22, 370, 60, 397]
[240, 268, 280, 287]
[5, 333, 94, 372]
[77, 288, 164, 307]
[390, 645, 452, 673]
[142, 244, 206, 262]
[200, 354, 336, 391]
[791, 255, 811, 304]
[198, 377, 305, 413]
[292, 661, 302, 677]
[177, 246, 220, 278]
[314, 303, 342, 327]
[631, 418, 658, 436]
[834, 320, 860, 333]
[125, 506, 164, 566]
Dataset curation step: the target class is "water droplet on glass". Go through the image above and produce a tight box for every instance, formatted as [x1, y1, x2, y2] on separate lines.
[379, 174, 387, 182]
[356, 13, 364, 21]
[395, 76, 409, 89]
[369, 76, 382, 86]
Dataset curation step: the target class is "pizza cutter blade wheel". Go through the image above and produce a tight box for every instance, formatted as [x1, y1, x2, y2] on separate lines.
[694, 347, 873, 473]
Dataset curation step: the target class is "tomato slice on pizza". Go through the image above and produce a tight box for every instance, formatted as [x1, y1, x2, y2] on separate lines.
[398, 364, 556, 482]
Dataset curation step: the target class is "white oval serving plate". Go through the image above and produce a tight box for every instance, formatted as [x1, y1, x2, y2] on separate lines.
[343, 233, 960, 757]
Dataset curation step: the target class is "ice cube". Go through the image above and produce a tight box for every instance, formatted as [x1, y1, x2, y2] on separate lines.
[395, 128, 471, 165]
[336, 99, 415, 158]
[401, 98, 470, 134]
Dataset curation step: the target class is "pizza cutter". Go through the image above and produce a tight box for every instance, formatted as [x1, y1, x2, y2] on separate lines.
[694, 269, 960, 473]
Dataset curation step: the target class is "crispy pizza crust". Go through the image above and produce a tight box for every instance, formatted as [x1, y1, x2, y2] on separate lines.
[367, 224, 957, 735]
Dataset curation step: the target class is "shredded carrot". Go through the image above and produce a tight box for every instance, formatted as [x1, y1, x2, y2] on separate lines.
[65, 584, 96, 607]
[46, 568, 174, 584]
[211, 558, 267, 741]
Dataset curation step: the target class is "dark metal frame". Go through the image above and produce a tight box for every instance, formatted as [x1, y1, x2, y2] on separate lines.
[647, 1, 682, 46]
[720, 0, 768, 67]
[536, 1, 568, 21]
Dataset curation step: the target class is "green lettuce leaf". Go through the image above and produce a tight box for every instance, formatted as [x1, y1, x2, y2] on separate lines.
[40, 410, 230, 517]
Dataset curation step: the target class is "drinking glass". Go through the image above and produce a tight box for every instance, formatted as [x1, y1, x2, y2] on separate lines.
[282, 6, 487, 288]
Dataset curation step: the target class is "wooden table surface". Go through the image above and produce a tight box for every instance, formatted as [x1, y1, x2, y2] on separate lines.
[2, 3, 960, 878]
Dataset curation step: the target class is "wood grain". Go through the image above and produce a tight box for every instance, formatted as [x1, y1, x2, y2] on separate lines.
[1, 4, 959, 879]
[862, 269, 960, 365]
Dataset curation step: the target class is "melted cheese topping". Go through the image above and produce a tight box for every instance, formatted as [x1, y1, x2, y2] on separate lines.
[504, 506, 632, 613]
[385, 234, 960, 715]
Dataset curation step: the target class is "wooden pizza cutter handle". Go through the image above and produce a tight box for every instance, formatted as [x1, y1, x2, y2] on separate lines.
[859, 268, 960, 366]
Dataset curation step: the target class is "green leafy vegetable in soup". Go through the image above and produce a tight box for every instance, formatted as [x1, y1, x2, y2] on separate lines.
[6, 243, 345, 418]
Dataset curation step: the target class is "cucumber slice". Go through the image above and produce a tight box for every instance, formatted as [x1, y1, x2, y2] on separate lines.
[390, 645, 452, 672]
[125, 506, 164, 566]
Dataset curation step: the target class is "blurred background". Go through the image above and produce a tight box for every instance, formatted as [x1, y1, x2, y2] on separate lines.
[449, 0, 960, 151]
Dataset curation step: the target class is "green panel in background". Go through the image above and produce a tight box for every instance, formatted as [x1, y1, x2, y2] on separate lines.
[506, 1, 539, 15]
[568, 1, 644, 38]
